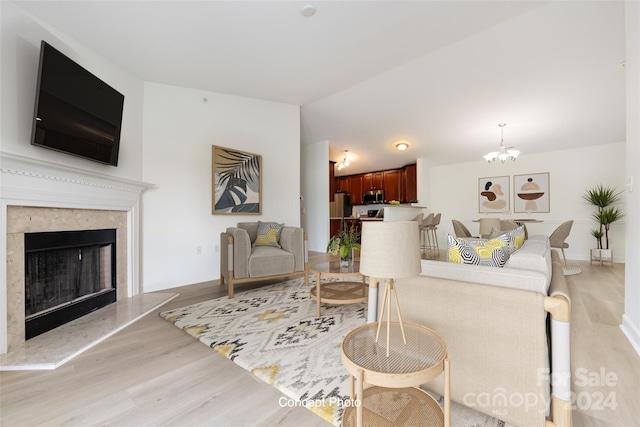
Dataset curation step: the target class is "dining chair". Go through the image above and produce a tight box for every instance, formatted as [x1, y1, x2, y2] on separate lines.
[479, 217, 502, 239]
[549, 220, 574, 268]
[451, 219, 477, 239]
[500, 220, 519, 231]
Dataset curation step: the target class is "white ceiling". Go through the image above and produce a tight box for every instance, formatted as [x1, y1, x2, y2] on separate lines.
[14, 1, 626, 175]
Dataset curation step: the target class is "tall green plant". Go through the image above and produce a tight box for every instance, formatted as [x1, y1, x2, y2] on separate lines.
[583, 185, 623, 250]
[590, 229, 604, 250]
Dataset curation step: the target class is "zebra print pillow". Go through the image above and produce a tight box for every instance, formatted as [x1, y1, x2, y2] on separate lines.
[447, 234, 510, 267]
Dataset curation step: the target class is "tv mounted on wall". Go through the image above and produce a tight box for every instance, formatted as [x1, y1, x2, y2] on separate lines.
[31, 41, 124, 166]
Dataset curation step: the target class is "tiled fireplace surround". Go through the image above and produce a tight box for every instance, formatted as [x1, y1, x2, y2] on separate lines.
[1, 153, 150, 354]
[6, 206, 128, 350]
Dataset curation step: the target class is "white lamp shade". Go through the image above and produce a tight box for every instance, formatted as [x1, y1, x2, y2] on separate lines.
[359, 221, 421, 279]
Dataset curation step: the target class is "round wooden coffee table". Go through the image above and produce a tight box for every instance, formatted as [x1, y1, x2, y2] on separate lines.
[310, 261, 367, 317]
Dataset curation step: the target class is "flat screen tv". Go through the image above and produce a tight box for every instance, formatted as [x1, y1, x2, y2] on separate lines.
[31, 41, 124, 166]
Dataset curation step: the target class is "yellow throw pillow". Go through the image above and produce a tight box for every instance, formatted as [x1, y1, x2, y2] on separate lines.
[510, 226, 526, 250]
[253, 221, 284, 248]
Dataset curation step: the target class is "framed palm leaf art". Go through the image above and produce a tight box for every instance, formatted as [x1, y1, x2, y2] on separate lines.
[212, 145, 262, 214]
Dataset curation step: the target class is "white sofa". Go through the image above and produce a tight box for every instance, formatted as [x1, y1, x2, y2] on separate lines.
[380, 235, 571, 427]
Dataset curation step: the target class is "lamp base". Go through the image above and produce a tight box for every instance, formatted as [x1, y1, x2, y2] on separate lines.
[375, 278, 407, 357]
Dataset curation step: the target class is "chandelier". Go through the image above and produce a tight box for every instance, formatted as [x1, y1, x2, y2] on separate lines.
[484, 123, 520, 163]
[336, 150, 350, 170]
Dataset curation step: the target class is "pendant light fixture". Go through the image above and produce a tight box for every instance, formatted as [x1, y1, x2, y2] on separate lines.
[336, 150, 350, 171]
[484, 123, 520, 163]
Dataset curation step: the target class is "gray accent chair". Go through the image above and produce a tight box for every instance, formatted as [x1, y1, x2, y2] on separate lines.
[220, 222, 309, 298]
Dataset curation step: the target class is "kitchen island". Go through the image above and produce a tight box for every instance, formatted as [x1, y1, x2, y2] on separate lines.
[381, 204, 427, 221]
[330, 204, 427, 237]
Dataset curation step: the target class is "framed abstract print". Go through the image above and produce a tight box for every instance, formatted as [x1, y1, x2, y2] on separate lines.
[212, 145, 262, 214]
[479, 176, 510, 213]
[514, 172, 550, 213]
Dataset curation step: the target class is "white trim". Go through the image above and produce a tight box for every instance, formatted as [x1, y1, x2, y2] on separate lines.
[0, 152, 154, 354]
[0, 151, 154, 192]
[621, 314, 640, 357]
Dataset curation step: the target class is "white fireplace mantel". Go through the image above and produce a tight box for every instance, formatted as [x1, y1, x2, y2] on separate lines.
[0, 151, 154, 354]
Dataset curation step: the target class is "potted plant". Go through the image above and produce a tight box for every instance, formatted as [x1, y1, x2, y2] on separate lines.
[327, 222, 361, 267]
[583, 185, 623, 263]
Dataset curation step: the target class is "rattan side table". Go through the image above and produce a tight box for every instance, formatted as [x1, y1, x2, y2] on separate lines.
[310, 261, 367, 317]
[341, 322, 450, 427]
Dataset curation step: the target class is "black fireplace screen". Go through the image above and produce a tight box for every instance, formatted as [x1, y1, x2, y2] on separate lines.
[24, 229, 116, 339]
[26, 245, 112, 316]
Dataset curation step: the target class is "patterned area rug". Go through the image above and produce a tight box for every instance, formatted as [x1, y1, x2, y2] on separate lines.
[159, 276, 508, 427]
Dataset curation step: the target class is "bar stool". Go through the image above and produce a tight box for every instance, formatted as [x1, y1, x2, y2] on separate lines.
[420, 213, 434, 253]
[427, 213, 441, 257]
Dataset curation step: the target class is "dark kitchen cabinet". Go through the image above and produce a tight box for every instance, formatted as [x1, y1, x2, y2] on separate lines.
[336, 177, 350, 194]
[372, 172, 384, 189]
[401, 164, 417, 202]
[333, 164, 416, 205]
[363, 172, 383, 191]
[349, 175, 363, 205]
[363, 173, 372, 191]
[383, 169, 401, 202]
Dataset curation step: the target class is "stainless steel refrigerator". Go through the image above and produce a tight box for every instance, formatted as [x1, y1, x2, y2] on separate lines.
[334, 193, 351, 218]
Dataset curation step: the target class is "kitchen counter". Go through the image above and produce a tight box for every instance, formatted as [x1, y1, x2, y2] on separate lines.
[382, 205, 427, 221]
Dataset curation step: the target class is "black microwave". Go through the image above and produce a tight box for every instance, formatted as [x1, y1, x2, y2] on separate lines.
[363, 189, 384, 204]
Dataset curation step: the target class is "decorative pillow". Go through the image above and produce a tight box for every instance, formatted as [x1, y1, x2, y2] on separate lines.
[488, 227, 502, 239]
[447, 234, 510, 268]
[487, 226, 526, 252]
[252, 221, 284, 248]
[505, 226, 526, 250]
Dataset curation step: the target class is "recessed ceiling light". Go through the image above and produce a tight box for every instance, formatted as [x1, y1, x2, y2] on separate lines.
[300, 5, 316, 17]
[395, 142, 409, 151]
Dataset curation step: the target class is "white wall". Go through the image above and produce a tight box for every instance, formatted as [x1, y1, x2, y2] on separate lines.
[301, 141, 330, 253]
[622, 1, 640, 356]
[0, 2, 144, 181]
[141, 82, 301, 292]
[0, 3, 147, 353]
[424, 142, 627, 262]
[416, 158, 429, 209]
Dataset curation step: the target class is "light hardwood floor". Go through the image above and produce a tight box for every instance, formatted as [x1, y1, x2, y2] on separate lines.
[1, 252, 638, 426]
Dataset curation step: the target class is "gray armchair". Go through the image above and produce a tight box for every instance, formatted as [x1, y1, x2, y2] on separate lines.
[221, 222, 309, 298]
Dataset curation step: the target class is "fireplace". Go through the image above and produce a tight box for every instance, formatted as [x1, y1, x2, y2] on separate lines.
[24, 229, 117, 339]
[1, 153, 149, 355]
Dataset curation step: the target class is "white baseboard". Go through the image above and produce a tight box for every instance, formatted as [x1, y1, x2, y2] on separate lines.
[620, 314, 640, 357]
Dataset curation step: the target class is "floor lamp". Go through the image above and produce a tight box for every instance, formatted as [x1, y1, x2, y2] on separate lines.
[359, 220, 422, 357]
